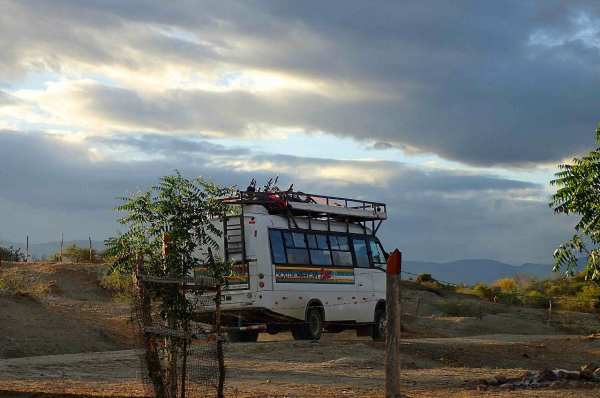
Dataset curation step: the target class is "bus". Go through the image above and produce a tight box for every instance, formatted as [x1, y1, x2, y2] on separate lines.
[192, 189, 389, 342]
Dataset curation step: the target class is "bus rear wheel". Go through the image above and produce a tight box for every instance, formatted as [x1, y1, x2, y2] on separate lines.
[292, 308, 323, 340]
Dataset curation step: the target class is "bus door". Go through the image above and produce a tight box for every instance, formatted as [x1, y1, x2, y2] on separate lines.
[352, 237, 374, 300]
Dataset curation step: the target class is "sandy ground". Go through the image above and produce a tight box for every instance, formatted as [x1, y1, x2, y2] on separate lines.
[2, 262, 600, 397]
[3, 334, 600, 397]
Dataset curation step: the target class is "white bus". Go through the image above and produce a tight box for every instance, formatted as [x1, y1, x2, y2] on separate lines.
[193, 190, 389, 342]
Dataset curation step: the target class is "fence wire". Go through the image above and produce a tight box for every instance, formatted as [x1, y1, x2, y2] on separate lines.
[131, 274, 222, 398]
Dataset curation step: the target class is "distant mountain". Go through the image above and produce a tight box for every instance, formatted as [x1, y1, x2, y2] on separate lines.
[402, 259, 579, 285]
[0, 240, 106, 260]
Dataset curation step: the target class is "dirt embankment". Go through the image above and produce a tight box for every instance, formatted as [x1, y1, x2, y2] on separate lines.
[0, 262, 133, 359]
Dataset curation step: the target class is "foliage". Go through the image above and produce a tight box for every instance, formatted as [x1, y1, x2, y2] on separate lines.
[0, 245, 25, 262]
[492, 278, 517, 293]
[52, 244, 99, 263]
[99, 269, 133, 303]
[550, 125, 600, 281]
[416, 273, 434, 283]
[105, 171, 236, 320]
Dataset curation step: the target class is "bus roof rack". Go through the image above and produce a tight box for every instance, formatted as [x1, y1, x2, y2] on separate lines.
[222, 190, 387, 223]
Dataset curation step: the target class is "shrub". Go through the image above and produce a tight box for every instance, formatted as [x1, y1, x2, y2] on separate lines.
[53, 244, 100, 263]
[521, 290, 548, 308]
[0, 245, 25, 262]
[99, 270, 133, 302]
[492, 278, 518, 293]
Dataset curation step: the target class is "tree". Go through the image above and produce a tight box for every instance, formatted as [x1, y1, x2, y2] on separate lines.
[0, 245, 25, 262]
[551, 124, 600, 281]
[105, 172, 235, 398]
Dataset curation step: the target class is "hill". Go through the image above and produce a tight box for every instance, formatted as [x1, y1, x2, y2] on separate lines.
[402, 259, 573, 285]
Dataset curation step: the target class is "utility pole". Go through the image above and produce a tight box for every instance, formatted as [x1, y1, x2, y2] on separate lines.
[386, 249, 404, 398]
[60, 233, 64, 263]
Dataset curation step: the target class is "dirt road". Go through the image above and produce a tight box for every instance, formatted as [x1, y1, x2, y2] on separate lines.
[2, 334, 600, 397]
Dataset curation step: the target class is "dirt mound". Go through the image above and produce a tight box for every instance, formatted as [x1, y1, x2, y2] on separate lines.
[0, 262, 133, 359]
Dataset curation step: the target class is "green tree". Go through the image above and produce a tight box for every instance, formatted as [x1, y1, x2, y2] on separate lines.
[105, 172, 235, 398]
[551, 125, 600, 281]
[0, 245, 25, 262]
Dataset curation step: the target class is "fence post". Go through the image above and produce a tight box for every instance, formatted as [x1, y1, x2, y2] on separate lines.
[89, 236, 93, 262]
[216, 282, 225, 398]
[60, 233, 64, 263]
[548, 298, 552, 325]
[26, 235, 29, 262]
[386, 249, 403, 398]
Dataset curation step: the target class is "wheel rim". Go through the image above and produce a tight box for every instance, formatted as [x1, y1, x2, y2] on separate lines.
[309, 312, 321, 336]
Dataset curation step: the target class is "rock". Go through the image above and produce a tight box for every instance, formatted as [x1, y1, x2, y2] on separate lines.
[485, 377, 500, 386]
[592, 368, 600, 381]
[535, 369, 557, 383]
[476, 384, 488, 391]
[499, 383, 515, 390]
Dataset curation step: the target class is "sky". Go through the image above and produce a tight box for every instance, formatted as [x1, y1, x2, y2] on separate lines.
[1, 0, 598, 264]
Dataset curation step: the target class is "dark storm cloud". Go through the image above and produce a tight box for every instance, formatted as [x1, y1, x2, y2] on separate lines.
[88, 134, 249, 157]
[0, 131, 572, 263]
[4, 1, 600, 165]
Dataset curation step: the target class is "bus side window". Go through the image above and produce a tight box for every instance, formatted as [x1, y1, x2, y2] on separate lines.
[352, 239, 370, 268]
[283, 231, 309, 264]
[269, 230, 286, 264]
[307, 233, 332, 266]
[330, 235, 353, 266]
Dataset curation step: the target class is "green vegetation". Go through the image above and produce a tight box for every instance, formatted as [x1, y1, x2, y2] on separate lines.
[551, 124, 600, 281]
[0, 245, 25, 262]
[454, 273, 600, 313]
[51, 244, 101, 263]
[99, 269, 132, 303]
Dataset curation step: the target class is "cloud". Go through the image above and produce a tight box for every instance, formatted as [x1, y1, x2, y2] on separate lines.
[2, 1, 600, 165]
[0, 130, 573, 263]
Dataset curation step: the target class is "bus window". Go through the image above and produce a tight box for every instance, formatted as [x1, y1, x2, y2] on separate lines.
[352, 239, 370, 268]
[269, 230, 286, 264]
[307, 233, 332, 266]
[283, 231, 309, 264]
[369, 239, 386, 268]
[330, 235, 352, 266]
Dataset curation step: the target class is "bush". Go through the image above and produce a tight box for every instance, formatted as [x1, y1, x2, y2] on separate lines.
[521, 290, 548, 308]
[99, 270, 133, 302]
[0, 245, 25, 262]
[53, 244, 100, 263]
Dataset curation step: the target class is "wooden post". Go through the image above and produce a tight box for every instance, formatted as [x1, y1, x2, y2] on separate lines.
[386, 249, 403, 398]
[26, 235, 29, 262]
[216, 283, 225, 398]
[60, 233, 64, 263]
[548, 298, 552, 325]
[89, 236, 93, 262]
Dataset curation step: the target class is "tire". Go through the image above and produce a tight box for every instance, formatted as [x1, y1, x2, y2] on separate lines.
[291, 307, 323, 340]
[227, 330, 259, 342]
[372, 308, 386, 342]
[306, 308, 323, 340]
